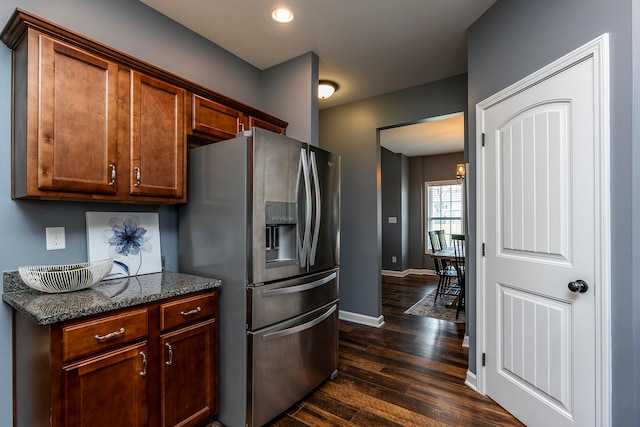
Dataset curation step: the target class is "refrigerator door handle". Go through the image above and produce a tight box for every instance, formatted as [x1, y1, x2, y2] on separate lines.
[298, 148, 311, 267]
[261, 304, 337, 341]
[309, 151, 321, 266]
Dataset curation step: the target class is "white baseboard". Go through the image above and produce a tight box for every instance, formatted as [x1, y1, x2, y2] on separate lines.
[381, 269, 437, 277]
[339, 310, 385, 328]
[465, 370, 477, 391]
[462, 335, 469, 348]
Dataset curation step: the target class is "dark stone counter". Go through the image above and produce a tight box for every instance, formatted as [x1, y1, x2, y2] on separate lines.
[2, 271, 221, 325]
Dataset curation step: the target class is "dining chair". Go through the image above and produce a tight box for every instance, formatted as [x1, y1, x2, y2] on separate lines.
[451, 233, 465, 319]
[436, 229, 448, 249]
[429, 230, 457, 303]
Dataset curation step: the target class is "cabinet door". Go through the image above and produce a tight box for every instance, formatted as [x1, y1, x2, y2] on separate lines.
[38, 35, 118, 194]
[248, 115, 286, 135]
[62, 342, 148, 427]
[191, 94, 242, 141]
[130, 71, 186, 199]
[161, 320, 217, 427]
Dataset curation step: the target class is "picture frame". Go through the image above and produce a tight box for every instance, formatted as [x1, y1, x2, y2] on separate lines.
[86, 212, 162, 278]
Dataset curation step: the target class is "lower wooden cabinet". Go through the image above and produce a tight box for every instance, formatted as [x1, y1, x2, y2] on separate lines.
[62, 342, 150, 427]
[161, 321, 217, 427]
[12, 289, 218, 427]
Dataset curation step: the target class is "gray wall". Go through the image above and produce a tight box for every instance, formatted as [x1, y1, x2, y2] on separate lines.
[320, 74, 467, 318]
[381, 147, 407, 271]
[263, 52, 319, 145]
[0, 1, 317, 425]
[468, 0, 636, 424]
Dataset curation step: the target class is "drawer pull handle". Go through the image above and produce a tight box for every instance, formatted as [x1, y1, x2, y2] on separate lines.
[94, 327, 125, 341]
[134, 167, 141, 187]
[140, 351, 147, 377]
[180, 307, 202, 316]
[165, 343, 173, 366]
[108, 163, 116, 186]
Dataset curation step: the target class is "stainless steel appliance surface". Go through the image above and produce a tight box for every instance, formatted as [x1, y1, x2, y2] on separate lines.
[178, 128, 340, 427]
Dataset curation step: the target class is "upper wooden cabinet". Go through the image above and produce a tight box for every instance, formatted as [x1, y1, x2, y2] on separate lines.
[8, 29, 186, 203]
[1, 9, 287, 202]
[191, 94, 243, 141]
[129, 72, 186, 200]
[189, 93, 288, 146]
[246, 115, 286, 136]
[14, 33, 120, 199]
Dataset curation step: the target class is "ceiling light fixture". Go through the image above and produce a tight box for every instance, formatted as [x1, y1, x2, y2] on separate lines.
[318, 80, 339, 99]
[271, 6, 294, 23]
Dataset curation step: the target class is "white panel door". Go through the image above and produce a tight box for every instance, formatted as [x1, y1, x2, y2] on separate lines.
[478, 36, 610, 427]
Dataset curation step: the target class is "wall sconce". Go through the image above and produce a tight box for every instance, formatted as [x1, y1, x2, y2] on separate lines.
[456, 163, 466, 184]
[318, 80, 339, 99]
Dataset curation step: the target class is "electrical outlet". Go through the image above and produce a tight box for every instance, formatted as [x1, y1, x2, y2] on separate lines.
[46, 227, 66, 250]
[391, 256, 397, 263]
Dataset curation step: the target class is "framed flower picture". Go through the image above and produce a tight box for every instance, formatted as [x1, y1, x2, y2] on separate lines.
[86, 212, 162, 278]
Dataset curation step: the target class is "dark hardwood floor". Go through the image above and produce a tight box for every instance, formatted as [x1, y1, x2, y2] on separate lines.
[265, 274, 524, 426]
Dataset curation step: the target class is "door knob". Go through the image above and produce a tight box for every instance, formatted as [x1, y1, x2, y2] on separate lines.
[568, 279, 588, 293]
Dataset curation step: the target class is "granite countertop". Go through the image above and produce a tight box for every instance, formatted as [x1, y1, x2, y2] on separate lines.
[2, 270, 221, 325]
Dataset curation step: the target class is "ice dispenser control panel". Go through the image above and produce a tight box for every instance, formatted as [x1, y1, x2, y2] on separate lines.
[265, 201, 297, 265]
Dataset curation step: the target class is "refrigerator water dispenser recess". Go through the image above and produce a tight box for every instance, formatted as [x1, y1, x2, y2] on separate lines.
[265, 201, 297, 265]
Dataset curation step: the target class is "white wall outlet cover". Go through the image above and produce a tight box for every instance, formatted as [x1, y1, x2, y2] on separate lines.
[46, 226, 66, 250]
[388, 217, 397, 223]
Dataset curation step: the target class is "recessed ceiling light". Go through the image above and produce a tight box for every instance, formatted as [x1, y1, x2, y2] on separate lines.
[271, 6, 294, 23]
[318, 80, 339, 99]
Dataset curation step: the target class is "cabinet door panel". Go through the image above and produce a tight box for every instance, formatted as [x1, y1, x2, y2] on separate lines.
[248, 116, 286, 135]
[63, 342, 148, 427]
[161, 320, 217, 427]
[192, 94, 242, 140]
[130, 71, 185, 199]
[39, 35, 118, 194]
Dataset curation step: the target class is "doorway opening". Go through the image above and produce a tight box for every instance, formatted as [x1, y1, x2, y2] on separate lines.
[379, 111, 466, 277]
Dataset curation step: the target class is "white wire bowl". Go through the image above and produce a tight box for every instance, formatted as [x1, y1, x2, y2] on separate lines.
[18, 258, 114, 293]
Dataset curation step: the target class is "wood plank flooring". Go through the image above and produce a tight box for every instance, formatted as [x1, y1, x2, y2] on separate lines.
[265, 274, 524, 426]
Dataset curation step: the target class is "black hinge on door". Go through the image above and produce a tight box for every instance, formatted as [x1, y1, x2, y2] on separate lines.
[482, 133, 486, 147]
[482, 353, 486, 367]
[482, 243, 485, 256]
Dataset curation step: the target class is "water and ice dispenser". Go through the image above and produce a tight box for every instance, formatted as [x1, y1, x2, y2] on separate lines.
[265, 201, 297, 265]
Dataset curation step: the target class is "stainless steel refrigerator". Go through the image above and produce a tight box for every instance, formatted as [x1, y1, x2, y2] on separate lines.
[178, 128, 340, 427]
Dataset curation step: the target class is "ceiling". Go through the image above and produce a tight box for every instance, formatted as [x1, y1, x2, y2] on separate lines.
[380, 113, 465, 158]
[139, 0, 494, 156]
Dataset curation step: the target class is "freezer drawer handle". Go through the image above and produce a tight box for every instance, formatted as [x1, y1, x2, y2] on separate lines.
[180, 306, 202, 316]
[94, 327, 125, 341]
[261, 272, 337, 297]
[262, 305, 337, 341]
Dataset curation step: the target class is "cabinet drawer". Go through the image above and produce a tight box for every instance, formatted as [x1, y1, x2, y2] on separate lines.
[62, 308, 148, 362]
[160, 292, 216, 331]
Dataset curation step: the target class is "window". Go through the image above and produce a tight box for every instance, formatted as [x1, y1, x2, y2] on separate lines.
[425, 180, 464, 252]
